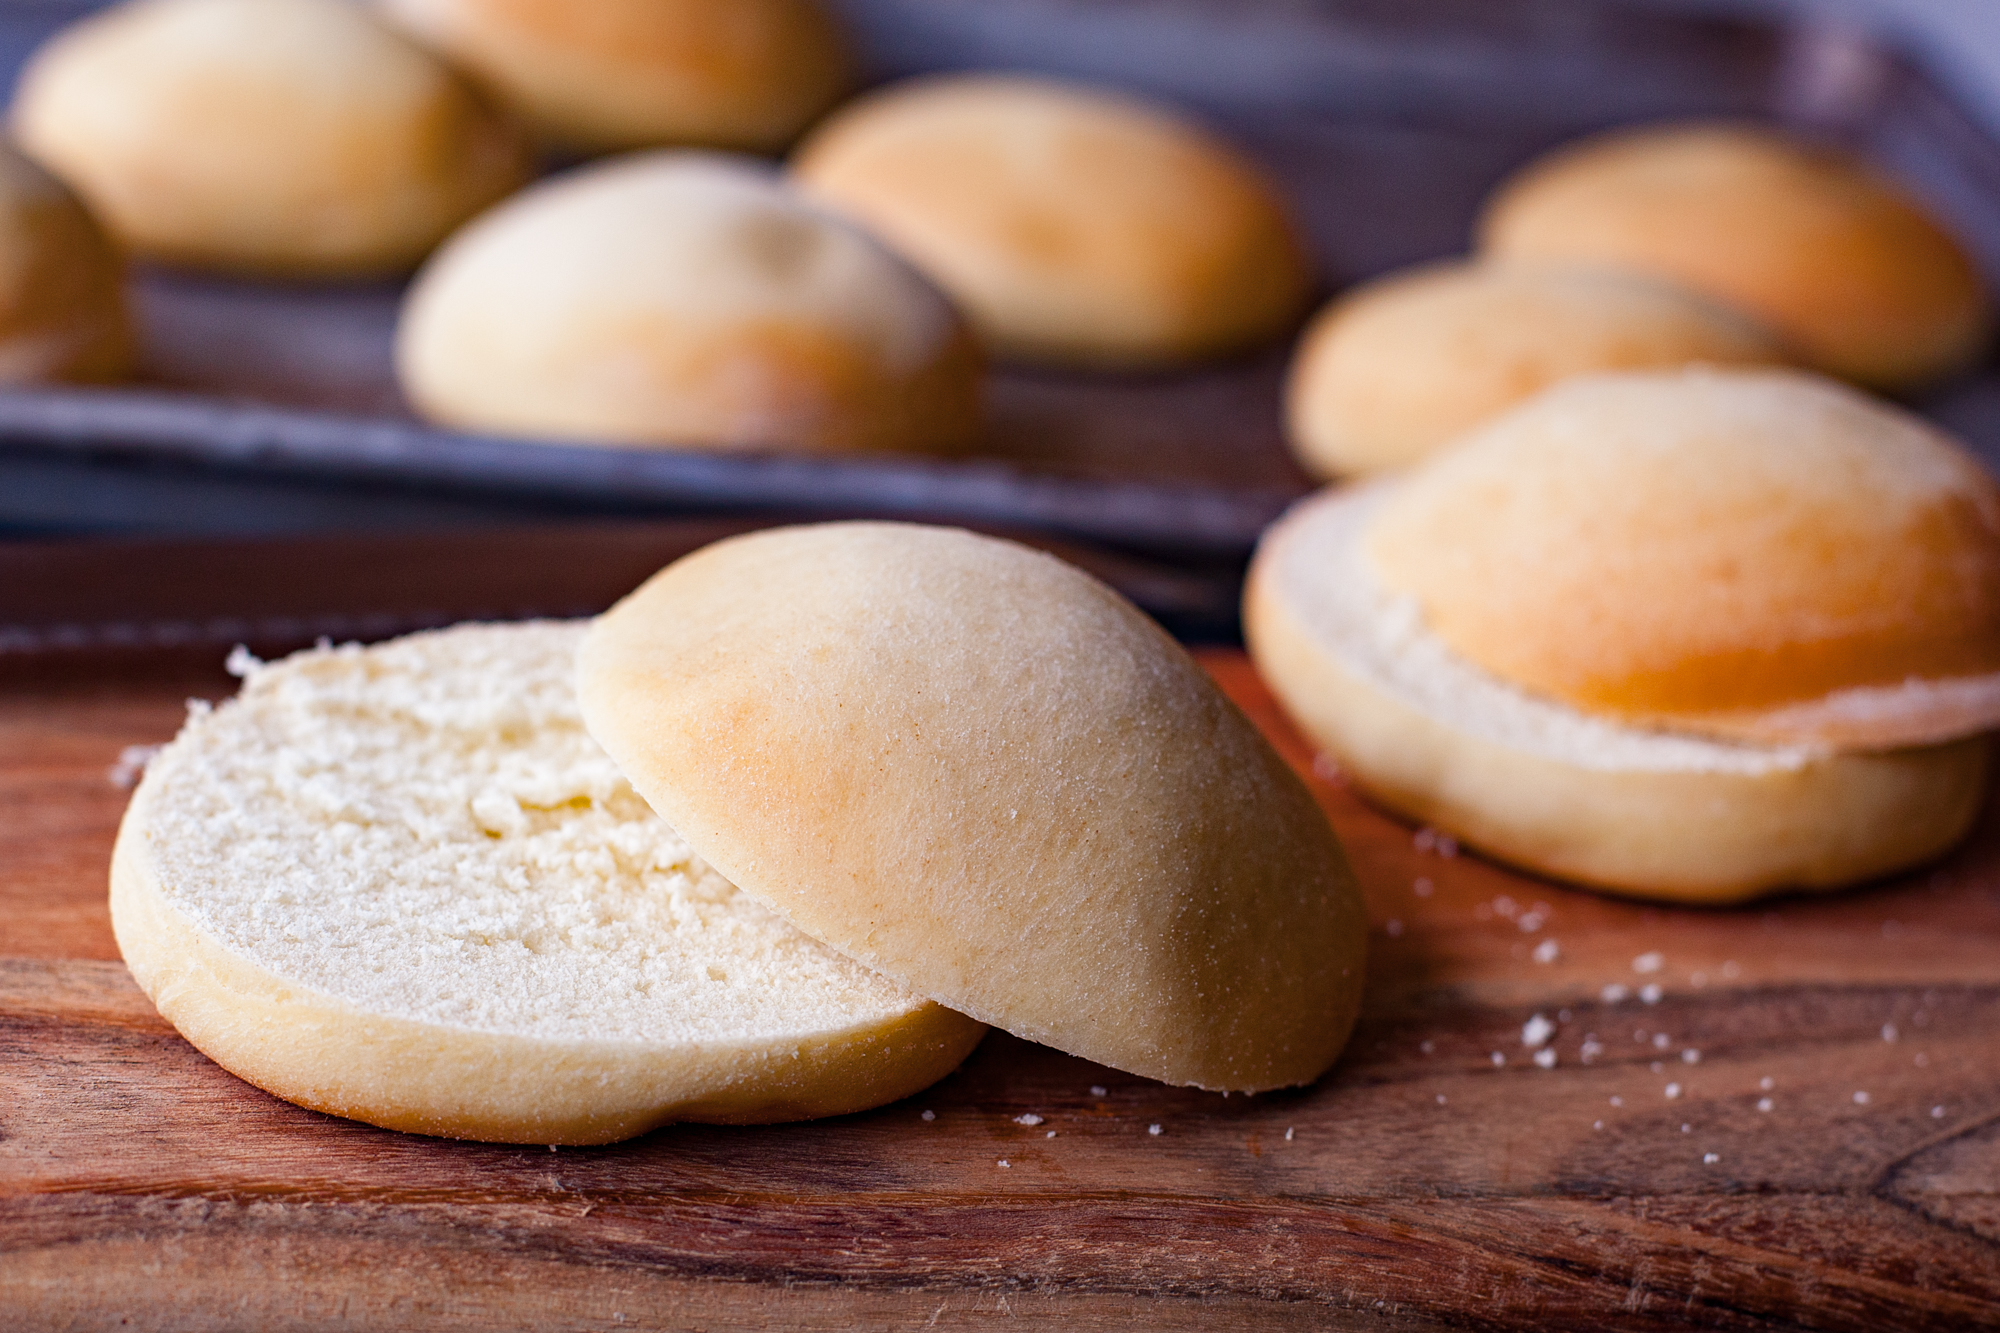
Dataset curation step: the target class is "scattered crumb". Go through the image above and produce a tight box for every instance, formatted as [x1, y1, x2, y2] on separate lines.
[1703, 1152, 1720, 1165]
[1593, 1120, 1604, 1130]
[1558, 1009, 1572, 1022]
[1532, 939, 1561, 964]
[1436, 1094, 1448, 1105]
[1640, 984, 1663, 1005]
[1932, 1106, 1946, 1119]
[1413, 877, 1434, 898]
[1881, 1023, 1898, 1044]
[1853, 1091, 1870, 1105]
[1148, 1124, 1163, 1136]
[1490, 1051, 1506, 1067]
[1682, 1049, 1701, 1065]
[1665, 1083, 1683, 1099]
[1014, 1113, 1044, 1127]
[1759, 1076, 1775, 1091]
[1652, 1033, 1670, 1050]
[1090, 1086, 1107, 1097]
[1517, 910, 1547, 933]
[1915, 1053, 1929, 1068]
[1419, 1040, 1435, 1056]
[1609, 1096, 1624, 1108]
[547, 1145, 557, 1153]
[1757, 1098, 1774, 1113]
[1046, 1130, 1057, 1138]
[1414, 827, 1459, 857]
[1385, 919, 1404, 938]
[1721, 961, 1740, 979]
[1602, 984, 1630, 1003]
[1633, 951, 1664, 974]
[922, 1110, 935, 1121]
[107, 743, 164, 789]
[1522, 1013, 1555, 1049]
[1680, 1123, 1691, 1133]
[1285, 1127, 1295, 1141]
[1580, 1038, 1605, 1064]
[1533, 1049, 1557, 1069]
[998, 1159, 1010, 1168]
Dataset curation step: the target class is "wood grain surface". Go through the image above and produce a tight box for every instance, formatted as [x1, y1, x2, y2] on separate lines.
[3, 645, 1997, 1331]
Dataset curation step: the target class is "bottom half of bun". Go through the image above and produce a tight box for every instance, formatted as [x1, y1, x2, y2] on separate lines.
[109, 818, 987, 1146]
[1245, 544, 1989, 904]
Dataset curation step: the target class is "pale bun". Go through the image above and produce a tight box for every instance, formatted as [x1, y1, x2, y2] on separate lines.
[0, 143, 130, 382]
[12, 0, 530, 278]
[1364, 368, 2000, 749]
[397, 153, 981, 455]
[1284, 262, 1786, 478]
[110, 622, 986, 1145]
[792, 75, 1313, 368]
[1246, 486, 1988, 902]
[578, 523, 1367, 1093]
[1477, 123, 1989, 389]
[380, 0, 850, 155]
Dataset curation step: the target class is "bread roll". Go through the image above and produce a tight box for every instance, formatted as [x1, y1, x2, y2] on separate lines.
[1284, 262, 1786, 478]
[1245, 484, 1988, 903]
[0, 143, 130, 382]
[396, 153, 981, 455]
[1363, 368, 2000, 749]
[1477, 124, 1989, 389]
[12, 0, 530, 278]
[792, 75, 1313, 367]
[578, 523, 1366, 1092]
[111, 622, 986, 1145]
[380, 0, 850, 155]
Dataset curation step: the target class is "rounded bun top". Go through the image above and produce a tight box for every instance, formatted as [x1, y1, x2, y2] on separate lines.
[1284, 261, 1785, 478]
[1364, 367, 2000, 749]
[396, 153, 981, 456]
[0, 143, 130, 383]
[1476, 123, 1989, 389]
[577, 522, 1367, 1092]
[792, 74, 1313, 367]
[380, 0, 851, 155]
[11, 0, 529, 278]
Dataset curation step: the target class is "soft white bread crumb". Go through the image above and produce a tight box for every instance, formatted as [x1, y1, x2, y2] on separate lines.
[1245, 487, 1989, 901]
[111, 621, 985, 1143]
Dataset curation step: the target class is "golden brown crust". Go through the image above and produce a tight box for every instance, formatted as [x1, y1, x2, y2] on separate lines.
[0, 145, 130, 382]
[1364, 368, 2000, 748]
[578, 523, 1368, 1092]
[380, 0, 851, 154]
[792, 75, 1313, 368]
[1283, 261, 1786, 478]
[1477, 123, 1989, 389]
[395, 154, 982, 456]
[12, 0, 531, 278]
[1246, 490, 1991, 902]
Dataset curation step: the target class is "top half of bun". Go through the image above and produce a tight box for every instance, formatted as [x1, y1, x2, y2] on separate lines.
[379, 0, 851, 155]
[1476, 123, 1989, 389]
[790, 74, 1311, 366]
[576, 522, 1367, 1093]
[1363, 367, 2000, 749]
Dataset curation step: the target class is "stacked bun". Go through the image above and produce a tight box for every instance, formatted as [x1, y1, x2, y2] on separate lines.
[0, 143, 130, 383]
[116, 526, 1369, 1141]
[1248, 368, 2000, 902]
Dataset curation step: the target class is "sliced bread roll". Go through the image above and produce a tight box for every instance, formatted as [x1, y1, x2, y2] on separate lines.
[1246, 483, 1988, 903]
[111, 621, 985, 1144]
[578, 523, 1368, 1093]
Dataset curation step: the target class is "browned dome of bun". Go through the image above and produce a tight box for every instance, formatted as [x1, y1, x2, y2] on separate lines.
[577, 523, 1368, 1093]
[1476, 123, 1989, 390]
[0, 143, 130, 383]
[1364, 367, 2000, 749]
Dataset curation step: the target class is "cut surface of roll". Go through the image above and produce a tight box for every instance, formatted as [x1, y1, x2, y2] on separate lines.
[0, 143, 130, 382]
[110, 621, 986, 1145]
[12, 0, 530, 277]
[1477, 123, 1989, 389]
[1284, 262, 1785, 478]
[397, 152, 981, 455]
[1364, 367, 2000, 749]
[380, 0, 851, 154]
[792, 75, 1312, 367]
[578, 523, 1367, 1093]
[1246, 486, 1990, 902]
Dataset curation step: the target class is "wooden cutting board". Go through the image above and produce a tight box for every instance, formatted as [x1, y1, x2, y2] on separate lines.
[3, 643, 1998, 1331]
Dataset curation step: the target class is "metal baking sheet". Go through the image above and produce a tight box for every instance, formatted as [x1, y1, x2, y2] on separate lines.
[3, 0, 1999, 553]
